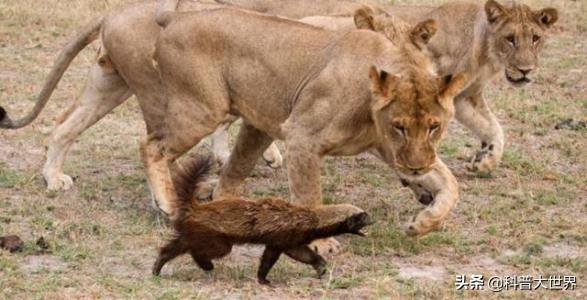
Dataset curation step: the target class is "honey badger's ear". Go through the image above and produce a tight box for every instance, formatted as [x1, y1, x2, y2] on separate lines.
[369, 66, 397, 110]
[485, 0, 508, 24]
[534, 8, 558, 28]
[354, 6, 376, 30]
[410, 19, 437, 49]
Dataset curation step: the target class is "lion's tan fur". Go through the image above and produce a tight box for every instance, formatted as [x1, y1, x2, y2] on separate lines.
[144, 7, 465, 237]
[375, 0, 559, 172]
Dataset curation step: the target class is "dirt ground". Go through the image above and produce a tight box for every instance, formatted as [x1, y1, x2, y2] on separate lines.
[0, 0, 585, 299]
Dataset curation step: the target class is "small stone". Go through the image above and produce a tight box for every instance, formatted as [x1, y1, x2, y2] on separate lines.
[0, 235, 24, 253]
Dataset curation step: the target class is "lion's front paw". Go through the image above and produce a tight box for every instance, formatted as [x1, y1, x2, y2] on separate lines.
[402, 218, 443, 237]
[45, 172, 74, 191]
[262, 145, 283, 169]
[309, 237, 341, 255]
[196, 178, 218, 200]
[467, 143, 499, 173]
[149, 194, 173, 217]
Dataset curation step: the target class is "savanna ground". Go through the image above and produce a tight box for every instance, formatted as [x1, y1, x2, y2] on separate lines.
[0, 0, 585, 298]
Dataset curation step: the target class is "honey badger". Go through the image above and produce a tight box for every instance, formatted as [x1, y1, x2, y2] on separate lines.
[153, 157, 373, 284]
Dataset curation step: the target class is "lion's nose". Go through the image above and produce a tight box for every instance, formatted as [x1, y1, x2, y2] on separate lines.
[517, 67, 533, 76]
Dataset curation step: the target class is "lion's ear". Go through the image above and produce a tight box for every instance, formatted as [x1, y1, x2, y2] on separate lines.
[369, 66, 397, 110]
[534, 8, 558, 28]
[410, 19, 437, 49]
[354, 7, 376, 30]
[438, 73, 466, 110]
[485, 0, 508, 24]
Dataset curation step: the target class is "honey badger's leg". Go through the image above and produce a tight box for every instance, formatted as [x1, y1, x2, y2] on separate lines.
[189, 251, 214, 271]
[284, 246, 327, 278]
[402, 158, 459, 236]
[43, 53, 131, 190]
[214, 122, 275, 199]
[190, 238, 232, 270]
[454, 92, 504, 173]
[257, 247, 282, 285]
[153, 238, 188, 276]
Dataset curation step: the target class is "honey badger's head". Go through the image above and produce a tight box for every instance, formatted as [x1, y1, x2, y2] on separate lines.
[314, 204, 374, 236]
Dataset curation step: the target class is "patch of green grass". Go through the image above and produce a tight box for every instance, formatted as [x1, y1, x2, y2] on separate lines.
[157, 289, 184, 300]
[54, 242, 92, 263]
[327, 273, 365, 290]
[485, 225, 499, 236]
[523, 241, 544, 256]
[533, 190, 560, 206]
[0, 255, 19, 272]
[56, 221, 106, 240]
[537, 257, 586, 274]
[360, 172, 384, 188]
[252, 187, 275, 197]
[502, 148, 545, 175]
[0, 164, 24, 188]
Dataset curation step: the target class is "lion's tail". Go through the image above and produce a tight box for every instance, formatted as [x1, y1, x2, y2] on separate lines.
[155, 0, 180, 27]
[173, 156, 213, 213]
[0, 16, 103, 129]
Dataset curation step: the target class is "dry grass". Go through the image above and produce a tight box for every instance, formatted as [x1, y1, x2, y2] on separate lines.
[0, 0, 585, 299]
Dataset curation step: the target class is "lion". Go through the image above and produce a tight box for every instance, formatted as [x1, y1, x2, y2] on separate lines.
[145, 6, 465, 249]
[0, 0, 385, 191]
[215, 0, 560, 175]
[280, 0, 561, 174]
[379, 0, 559, 172]
[1, 0, 557, 192]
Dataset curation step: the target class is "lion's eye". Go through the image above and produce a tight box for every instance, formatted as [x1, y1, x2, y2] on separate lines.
[429, 123, 440, 134]
[393, 124, 406, 136]
[532, 35, 541, 44]
[505, 35, 516, 46]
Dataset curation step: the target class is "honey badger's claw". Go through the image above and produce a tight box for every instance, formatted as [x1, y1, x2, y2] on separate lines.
[314, 262, 327, 278]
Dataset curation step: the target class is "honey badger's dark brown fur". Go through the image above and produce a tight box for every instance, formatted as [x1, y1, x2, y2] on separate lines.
[153, 157, 373, 284]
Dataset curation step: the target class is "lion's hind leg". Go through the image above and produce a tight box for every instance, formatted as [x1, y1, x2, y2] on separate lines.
[43, 54, 131, 190]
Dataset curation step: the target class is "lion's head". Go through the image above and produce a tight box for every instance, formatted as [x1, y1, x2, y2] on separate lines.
[355, 9, 466, 177]
[369, 67, 465, 177]
[354, 7, 439, 75]
[485, 0, 558, 86]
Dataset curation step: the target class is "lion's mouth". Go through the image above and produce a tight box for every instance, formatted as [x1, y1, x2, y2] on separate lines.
[506, 72, 531, 86]
[397, 166, 432, 178]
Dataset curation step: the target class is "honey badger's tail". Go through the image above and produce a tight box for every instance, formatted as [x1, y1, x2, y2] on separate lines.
[173, 156, 213, 210]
